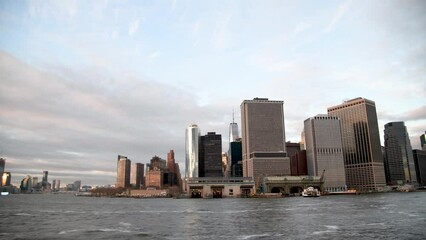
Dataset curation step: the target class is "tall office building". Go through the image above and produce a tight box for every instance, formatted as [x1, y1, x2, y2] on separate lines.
[327, 98, 386, 191]
[421, 132, 426, 150]
[1, 172, 11, 186]
[199, 132, 223, 177]
[0, 158, 5, 173]
[304, 115, 347, 192]
[185, 124, 200, 179]
[131, 163, 144, 188]
[241, 98, 290, 182]
[229, 140, 243, 177]
[384, 122, 416, 185]
[116, 155, 131, 188]
[42, 171, 48, 188]
[167, 150, 178, 186]
[413, 150, 426, 186]
[229, 112, 239, 143]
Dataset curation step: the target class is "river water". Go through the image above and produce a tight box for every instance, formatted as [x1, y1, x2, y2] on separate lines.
[1, 192, 425, 239]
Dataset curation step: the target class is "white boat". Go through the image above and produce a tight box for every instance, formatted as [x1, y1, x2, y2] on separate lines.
[1, 191, 10, 196]
[302, 187, 320, 197]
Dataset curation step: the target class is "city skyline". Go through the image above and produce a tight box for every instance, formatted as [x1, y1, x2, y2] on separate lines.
[1, 1, 425, 186]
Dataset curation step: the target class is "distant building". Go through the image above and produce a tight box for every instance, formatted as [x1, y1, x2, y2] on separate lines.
[74, 180, 81, 191]
[229, 112, 239, 143]
[167, 150, 179, 186]
[32, 177, 38, 188]
[145, 156, 167, 189]
[0, 158, 5, 173]
[20, 175, 32, 192]
[1, 172, 11, 186]
[421, 132, 426, 151]
[131, 163, 144, 188]
[199, 132, 223, 177]
[413, 150, 426, 186]
[384, 122, 417, 185]
[327, 97, 386, 192]
[304, 115, 347, 192]
[185, 124, 200, 179]
[56, 179, 60, 190]
[116, 155, 131, 188]
[52, 179, 56, 191]
[42, 171, 48, 188]
[241, 98, 290, 183]
[222, 152, 229, 177]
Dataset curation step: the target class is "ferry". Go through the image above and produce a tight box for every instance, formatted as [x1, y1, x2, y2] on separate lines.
[301, 187, 320, 197]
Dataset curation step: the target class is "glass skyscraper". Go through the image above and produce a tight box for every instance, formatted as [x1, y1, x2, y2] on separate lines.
[327, 98, 386, 192]
[384, 122, 416, 185]
[185, 124, 200, 179]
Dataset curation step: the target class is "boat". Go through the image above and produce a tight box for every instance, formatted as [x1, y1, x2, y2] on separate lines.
[1, 191, 10, 196]
[301, 187, 320, 197]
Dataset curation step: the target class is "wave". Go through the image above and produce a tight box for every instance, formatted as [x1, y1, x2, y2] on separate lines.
[312, 225, 339, 235]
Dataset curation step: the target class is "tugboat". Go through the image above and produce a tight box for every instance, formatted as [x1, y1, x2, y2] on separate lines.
[302, 187, 320, 197]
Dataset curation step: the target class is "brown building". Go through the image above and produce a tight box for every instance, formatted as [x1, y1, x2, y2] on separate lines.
[145, 168, 163, 189]
[131, 163, 144, 188]
[116, 155, 131, 188]
[241, 98, 290, 183]
[290, 150, 307, 176]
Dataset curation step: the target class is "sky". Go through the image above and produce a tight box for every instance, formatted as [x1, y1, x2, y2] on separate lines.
[1, 0, 425, 186]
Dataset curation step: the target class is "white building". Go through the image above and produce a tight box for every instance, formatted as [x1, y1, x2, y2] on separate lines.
[304, 114, 347, 192]
[185, 124, 200, 179]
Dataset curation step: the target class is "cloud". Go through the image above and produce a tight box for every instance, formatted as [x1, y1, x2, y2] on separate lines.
[128, 20, 139, 35]
[0, 51, 233, 186]
[324, 0, 352, 33]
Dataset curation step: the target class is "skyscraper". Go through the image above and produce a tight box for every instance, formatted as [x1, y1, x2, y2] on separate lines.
[304, 114, 347, 192]
[116, 155, 131, 188]
[131, 163, 144, 188]
[185, 124, 200, 179]
[0, 158, 5, 173]
[384, 122, 416, 185]
[229, 111, 239, 143]
[240, 98, 290, 182]
[42, 171, 48, 188]
[327, 97, 386, 191]
[199, 132, 223, 177]
[421, 132, 426, 150]
[413, 150, 426, 186]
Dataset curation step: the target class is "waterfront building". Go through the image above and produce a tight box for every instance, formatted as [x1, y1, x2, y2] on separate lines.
[116, 155, 131, 188]
[56, 179, 60, 190]
[185, 124, 200, 179]
[229, 140, 243, 177]
[32, 177, 38, 188]
[131, 163, 144, 188]
[240, 98, 290, 182]
[199, 132, 223, 177]
[187, 177, 255, 198]
[327, 97, 386, 192]
[0, 158, 5, 173]
[52, 179, 56, 191]
[384, 122, 417, 185]
[413, 150, 426, 186]
[421, 132, 426, 150]
[222, 152, 229, 177]
[304, 115, 347, 192]
[1, 172, 11, 186]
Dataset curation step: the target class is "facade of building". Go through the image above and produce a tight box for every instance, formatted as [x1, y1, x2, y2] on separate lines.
[185, 124, 200, 179]
[187, 177, 255, 198]
[413, 150, 426, 186]
[167, 150, 179, 186]
[327, 98, 386, 192]
[229, 140, 243, 177]
[304, 115, 347, 192]
[116, 155, 131, 188]
[290, 150, 307, 176]
[229, 113, 239, 143]
[145, 169, 163, 189]
[131, 163, 144, 188]
[199, 132, 223, 177]
[384, 122, 417, 185]
[42, 171, 48, 188]
[240, 98, 290, 182]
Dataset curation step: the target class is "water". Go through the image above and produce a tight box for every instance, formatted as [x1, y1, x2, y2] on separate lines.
[1, 192, 426, 240]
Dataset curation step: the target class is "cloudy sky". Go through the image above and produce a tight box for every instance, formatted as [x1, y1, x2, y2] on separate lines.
[1, 0, 425, 186]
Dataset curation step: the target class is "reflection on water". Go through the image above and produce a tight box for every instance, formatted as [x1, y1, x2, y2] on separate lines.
[0, 192, 426, 239]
